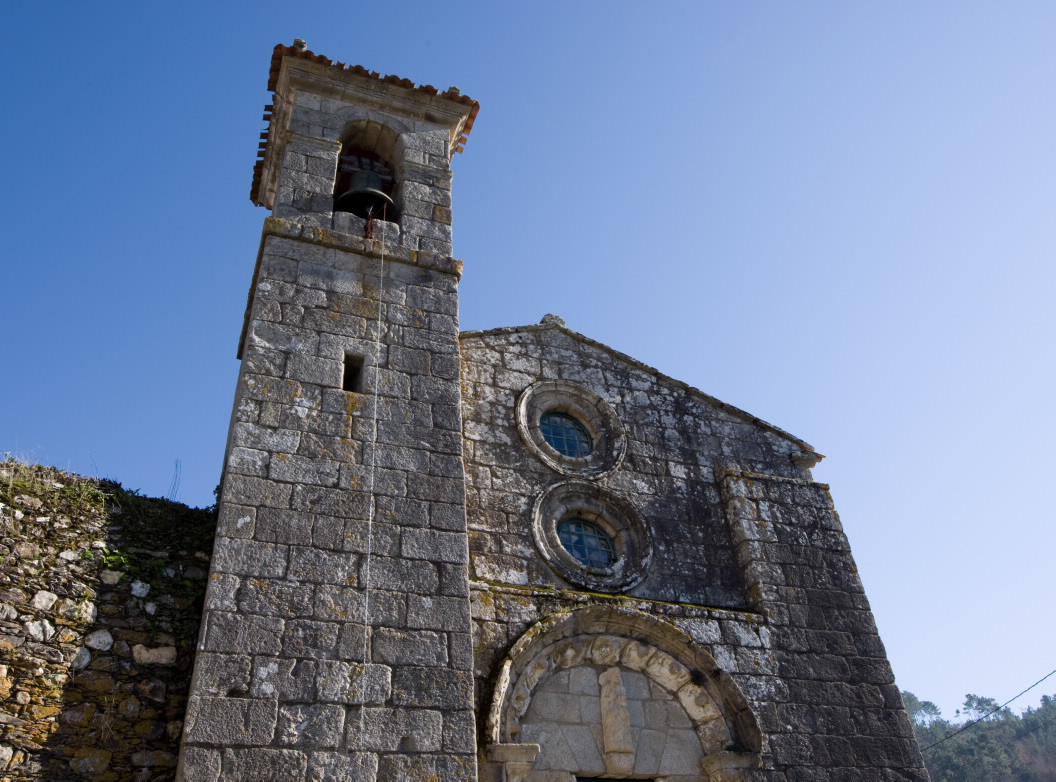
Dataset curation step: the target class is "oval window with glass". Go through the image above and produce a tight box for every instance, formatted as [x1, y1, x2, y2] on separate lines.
[557, 518, 615, 568]
[516, 381, 626, 478]
[531, 481, 651, 593]
[540, 412, 593, 458]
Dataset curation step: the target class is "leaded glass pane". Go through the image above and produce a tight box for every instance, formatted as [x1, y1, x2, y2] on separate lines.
[558, 518, 616, 568]
[540, 412, 593, 458]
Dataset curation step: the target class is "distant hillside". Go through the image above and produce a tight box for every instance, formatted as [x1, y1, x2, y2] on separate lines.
[0, 458, 215, 781]
[903, 690, 1056, 781]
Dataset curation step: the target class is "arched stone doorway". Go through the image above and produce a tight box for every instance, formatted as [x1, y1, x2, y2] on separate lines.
[483, 607, 761, 781]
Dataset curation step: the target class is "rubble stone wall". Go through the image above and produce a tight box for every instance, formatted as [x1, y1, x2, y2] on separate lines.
[0, 461, 214, 781]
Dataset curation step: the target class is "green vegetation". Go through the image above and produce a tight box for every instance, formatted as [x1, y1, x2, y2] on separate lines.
[904, 690, 1056, 780]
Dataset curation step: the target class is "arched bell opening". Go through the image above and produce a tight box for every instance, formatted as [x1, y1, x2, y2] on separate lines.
[334, 120, 402, 222]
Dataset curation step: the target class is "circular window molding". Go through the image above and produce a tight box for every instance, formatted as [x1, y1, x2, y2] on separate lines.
[531, 481, 651, 592]
[516, 381, 626, 478]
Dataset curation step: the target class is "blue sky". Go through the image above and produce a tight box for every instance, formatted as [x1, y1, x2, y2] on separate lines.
[6, 1, 1055, 724]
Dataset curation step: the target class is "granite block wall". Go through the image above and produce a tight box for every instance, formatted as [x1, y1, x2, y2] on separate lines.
[177, 220, 477, 780]
[179, 47, 480, 780]
[461, 320, 928, 780]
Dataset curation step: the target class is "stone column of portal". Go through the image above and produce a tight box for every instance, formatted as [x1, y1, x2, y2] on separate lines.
[177, 44, 479, 781]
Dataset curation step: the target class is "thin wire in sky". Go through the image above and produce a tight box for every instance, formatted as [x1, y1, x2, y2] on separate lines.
[921, 668, 1056, 752]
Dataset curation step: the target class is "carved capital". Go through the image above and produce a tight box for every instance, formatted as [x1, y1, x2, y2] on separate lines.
[487, 742, 540, 782]
[702, 749, 761, 781]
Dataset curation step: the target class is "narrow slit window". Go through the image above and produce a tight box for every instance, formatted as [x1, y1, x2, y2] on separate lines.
[343, 354, 365, 392]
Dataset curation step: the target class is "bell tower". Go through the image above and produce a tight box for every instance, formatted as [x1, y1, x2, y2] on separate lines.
[178, 42, 479, 781]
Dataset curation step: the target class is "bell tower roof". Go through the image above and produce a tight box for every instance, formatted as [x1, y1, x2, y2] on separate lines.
[251, 40, 479, 207]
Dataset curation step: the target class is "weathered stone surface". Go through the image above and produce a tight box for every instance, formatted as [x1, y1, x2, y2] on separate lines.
[251, 657, 317, 701]
[363, 555, 438, 593]
[132, 644, 178, 665]
[184, 696, 277, 745]
[373, 628, 448, 666]
[69, 747, 112, 775]
[84, 628, 113, 650]
[407, 594, 471, 630]
[0, 458, 215, 777]
[377, 752, 476, 781]
[69, 653, 98, 687]
[29, 590, 58, 611]
[178, 747, 222, 781]
[204, 610, 283, 655]
[283, 619, 340, 658]
[221, 747, 308, 778]
[316, 661, 391, 705]
[23, 618, 54, 641]
[131, 579, 151, 597]
[276, 704, 345, 747]
[288, 546, 356, 584]
[238, 576, 315, 616]
[402, 527, 468, 563]
[212, 538, 289, 578]
[391, 667, 473, 709]
[345, 706, 444, 752]
[306, 751, 378, 781]
[136, 677, 170, 704]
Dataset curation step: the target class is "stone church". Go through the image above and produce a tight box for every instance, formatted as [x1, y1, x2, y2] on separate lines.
[176, 41, 930, 781]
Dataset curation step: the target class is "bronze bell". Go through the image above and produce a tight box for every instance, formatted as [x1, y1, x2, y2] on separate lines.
[334, 170, 395, 219]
